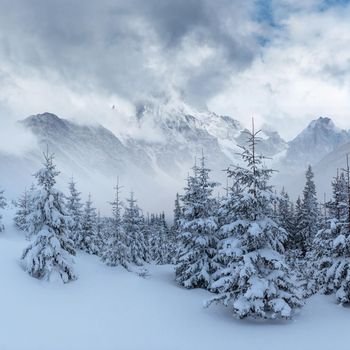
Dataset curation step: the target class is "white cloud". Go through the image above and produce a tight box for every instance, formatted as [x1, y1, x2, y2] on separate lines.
[208, 4, 350, 140]
[1, 1, 350, 142]
[0, 117, 37, 156]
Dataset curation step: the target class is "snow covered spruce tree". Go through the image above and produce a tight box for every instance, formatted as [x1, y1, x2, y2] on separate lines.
[295, 166, 319, 257]
[79, 194, 99, 255]
[326, 171, 348, 223]
[277, 188, 295, 240]
[66, 178, 83, 247]
[289, 196, 303, 249]
[206, 122, 302, 319]
[166, 193, 182, 264]
[312, 170, 350, 304]
[101, 180, 129, 268]
[175, 155, 218, 289]
[20, 151, 76, 283]
[159, 212, 172, 264]
[148, 214, 160, 263]
[0, 189, 6, 232]
[14, 187, 34, 233]
[95, 211, 105, 254]
[173, 193, 181, 233]
[148, 213, 170, 265]
[123, 192, 146, 266]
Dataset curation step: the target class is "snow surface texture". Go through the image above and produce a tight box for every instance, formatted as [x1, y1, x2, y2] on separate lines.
[0, 208, 349, 350]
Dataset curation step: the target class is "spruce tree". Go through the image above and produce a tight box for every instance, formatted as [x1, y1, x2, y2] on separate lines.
[159, 212, 172, 264]
[79, 194, 99, 255]
[175, 155, 218, 289]
[169, 193, 182, 264]
[327, 172, 348, 222]
[123, 192, 146, 266]
[291, 197, 303, 248]
[148, 214, 159, 263]
[295, 166, 319, 256]
[0, 189, 6, 232]
[207, 123, 302, 319]
[66, 178, 83, 248]
[14, 188, 33, 233]
[148, 213, 170, 265]
[173, 193, 181, 232]
[20, 152, 76, 283]
[313, 170, 350, 304]
[101, 180, 129, 268]
[277, 188, 294, 238]
[95, 211, 105, 255]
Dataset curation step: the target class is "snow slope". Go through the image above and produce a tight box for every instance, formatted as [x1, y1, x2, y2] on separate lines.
[0, 208, 349, 350]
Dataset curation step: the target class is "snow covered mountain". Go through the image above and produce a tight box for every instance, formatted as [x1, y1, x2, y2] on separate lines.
[21, 112, 152, 178]
[0, 100, 288, 212]
[125, 99, 287, 175]
[4, 103, 349, 210]
[273, 117, 350, 199]
[283, 117, 350, 167]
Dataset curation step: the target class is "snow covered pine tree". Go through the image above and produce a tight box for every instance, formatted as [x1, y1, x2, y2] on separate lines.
[20, 151, 76, 283]
[101, 179, 129, 268]
[313, 170, 350, 304]
[207, 121, 303, 319]
[175, 155, 218, 289]
[295, 166, 319, 257]
[66, 178, 83, 248]
[148, 213, 170, 265]
[123, 192, 147, 266]
[277, 187, 295, 239]
[168, 193, 182, 264]
[79, 194, 99, 255]
[14, 187, 34, 233]
[0, 189, 6, 232]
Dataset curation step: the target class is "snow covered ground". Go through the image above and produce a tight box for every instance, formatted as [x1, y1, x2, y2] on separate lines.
[0, 208, 349, 350]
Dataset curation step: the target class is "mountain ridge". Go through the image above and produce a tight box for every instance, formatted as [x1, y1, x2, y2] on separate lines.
[2, 107, 350, 212]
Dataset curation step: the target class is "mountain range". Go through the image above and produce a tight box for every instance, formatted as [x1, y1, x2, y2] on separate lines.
[1, 100, 350, 213]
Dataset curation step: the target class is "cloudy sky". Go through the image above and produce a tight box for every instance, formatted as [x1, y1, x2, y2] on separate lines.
[1, 0, 350, 140]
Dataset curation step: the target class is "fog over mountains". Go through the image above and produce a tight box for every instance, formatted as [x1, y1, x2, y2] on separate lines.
[2, 100, 350, 214]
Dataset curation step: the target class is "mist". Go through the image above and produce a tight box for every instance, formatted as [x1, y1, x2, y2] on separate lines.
[0, 116, 37, 156]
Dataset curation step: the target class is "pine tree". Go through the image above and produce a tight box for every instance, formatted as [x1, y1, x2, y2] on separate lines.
[159, 212, 172, 264]
[95, 211, 105, 255]
[207, 122, 302, 319]
[292, 196, 303, 248]
[173, 193, 181, 232]
[66, 178, 83, 248]
[79, 194, 99, 255]
[312, 170, 350, 304]
[327, 172, 348, 222]
[20, 152, 76, 283]
[148, 213, 170, 265]
[277, 188, 294, 238]
[123, 192, 146, 266]
[0, 189, 6, 232]
[14, 188, 33, 233]
[175, 155, 218, 289]
[148, 214, 159, 262]
[168, 193, 182, 265]
[101, 180, 129, 268]
[295, 166, 319, 256]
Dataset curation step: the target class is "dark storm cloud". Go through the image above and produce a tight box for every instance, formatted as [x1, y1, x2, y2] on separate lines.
[0, 0, 265, 106]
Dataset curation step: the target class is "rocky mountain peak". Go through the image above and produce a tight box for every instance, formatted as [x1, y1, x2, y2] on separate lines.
[283, 117, 350, 167]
